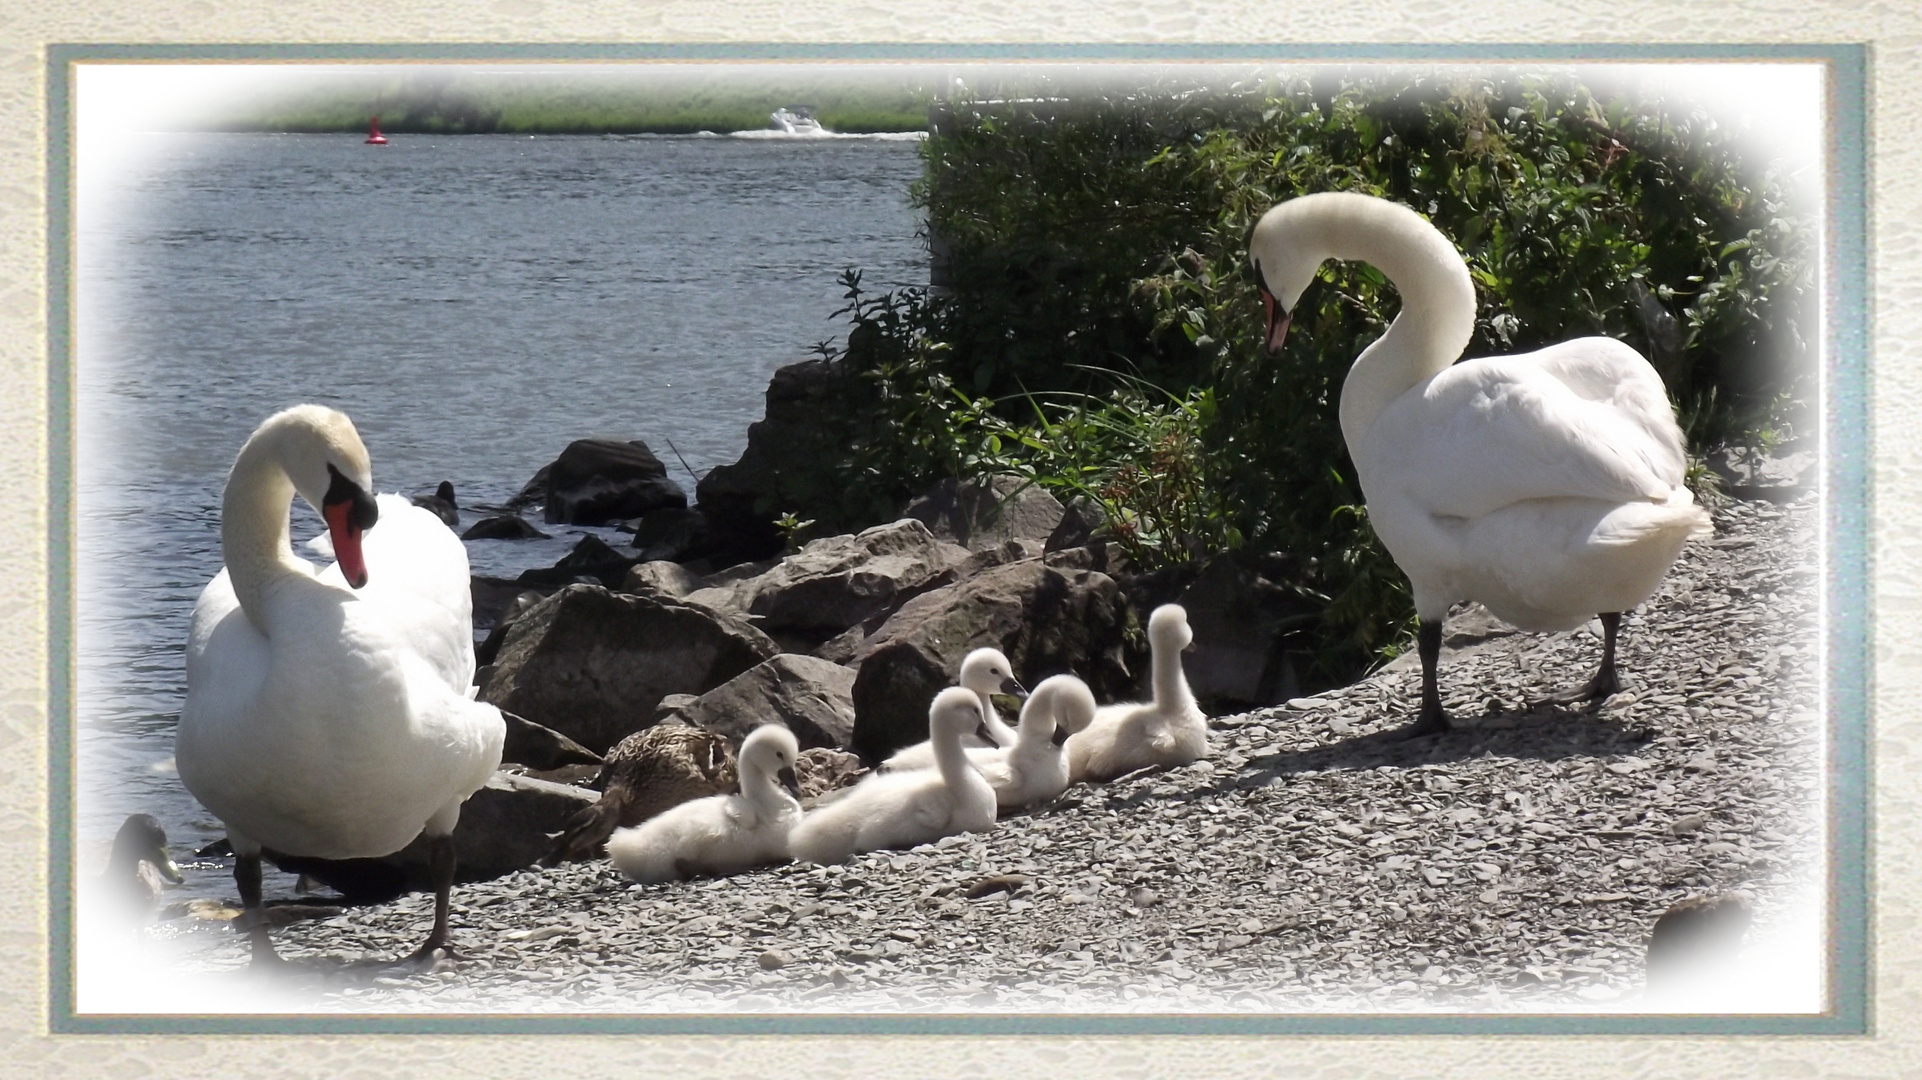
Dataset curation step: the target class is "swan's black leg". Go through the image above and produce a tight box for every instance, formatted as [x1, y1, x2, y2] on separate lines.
[1543, 611, 1624, 705]
[235, 852, 284, 967]
[1391, 619, 1450, 739]
[399, 834, 457, 967]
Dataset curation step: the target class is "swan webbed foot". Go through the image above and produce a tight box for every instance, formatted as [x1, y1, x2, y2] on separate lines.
[1538, 612, 1623, 707]
[1539, 669, 1621, 706]
[388, 937, 458, 973]
[1388, 700, 1452, 741]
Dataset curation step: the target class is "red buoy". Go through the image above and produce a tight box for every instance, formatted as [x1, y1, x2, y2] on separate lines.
[365, 117, 388, 145]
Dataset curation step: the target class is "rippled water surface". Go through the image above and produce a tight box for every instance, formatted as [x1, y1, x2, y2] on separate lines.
[75, 132, 926, 893]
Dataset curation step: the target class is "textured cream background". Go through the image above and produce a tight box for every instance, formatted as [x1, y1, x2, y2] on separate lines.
[1, 3, 1912, 1077]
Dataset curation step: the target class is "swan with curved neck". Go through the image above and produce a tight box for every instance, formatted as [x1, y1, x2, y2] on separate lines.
[177, 405, 505, 965]
[973, 673, 1094, 809]
[1250, 192, 1711, 736]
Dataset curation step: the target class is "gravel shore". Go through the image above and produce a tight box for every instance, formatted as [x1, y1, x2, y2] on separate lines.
[154, 491, 1823, 1015]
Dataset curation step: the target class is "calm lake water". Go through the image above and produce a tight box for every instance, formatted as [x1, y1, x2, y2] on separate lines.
[75, 131, 927, 898]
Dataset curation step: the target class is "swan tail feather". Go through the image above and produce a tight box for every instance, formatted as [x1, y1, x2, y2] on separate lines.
[1589, 490, 1714, 549]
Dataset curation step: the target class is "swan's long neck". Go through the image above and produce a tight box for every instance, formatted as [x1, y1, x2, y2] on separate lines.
[220, 433, 312, 624]
[932, 722, 976, 789]
[1151, 637, 1194, 715]
[1015, 688, 1056, 749]
[1315, 200, 1478, 450]
[740, 759, 790, 819]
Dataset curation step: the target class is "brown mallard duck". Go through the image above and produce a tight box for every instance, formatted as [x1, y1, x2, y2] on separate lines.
[544, 724, 736, 865]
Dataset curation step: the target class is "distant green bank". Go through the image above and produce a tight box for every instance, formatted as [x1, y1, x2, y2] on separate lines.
[191, 70, 936, 135]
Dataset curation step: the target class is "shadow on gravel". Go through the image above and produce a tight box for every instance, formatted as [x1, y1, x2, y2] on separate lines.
[1225, 703, 1655, 793]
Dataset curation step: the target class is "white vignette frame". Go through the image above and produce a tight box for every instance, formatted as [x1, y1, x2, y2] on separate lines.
[52, 51, 1849, 1029]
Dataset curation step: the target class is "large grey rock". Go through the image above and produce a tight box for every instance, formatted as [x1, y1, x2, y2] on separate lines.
[848, 557, 1141, 764]
[694, 357, 865, 565]
[664, 654, 858, 751]
[480, 583, 779, 754]
[461, 514, 549, 541]
[264, 771, 599, 903]
[630, 506, 715, 563]
[513, 439, 688, 525]
[683, 519, 972, 652]
[512, 535, 640, 589]
[903, 476, 1067, 551]
[500, 710, 603, 772]
[623, 559, 704, 598]
[475, 589, 550, 668]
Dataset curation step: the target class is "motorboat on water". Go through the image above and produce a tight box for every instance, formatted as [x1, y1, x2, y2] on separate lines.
[768, 106, 826, 135]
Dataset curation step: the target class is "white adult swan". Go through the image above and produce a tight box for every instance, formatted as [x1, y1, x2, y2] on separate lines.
[788, 687, 999, 864]
[605, 724, 803, 884]
[177, 405, 505, 965]
[1247, 192, 1713, 737]
[1065, 604, 1208, 782]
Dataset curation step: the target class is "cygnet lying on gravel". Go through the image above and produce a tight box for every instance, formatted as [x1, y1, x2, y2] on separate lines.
[606, 724, 803, 884]
[971, 673, 1094, 810]
[1065, 604, 1208, 783]
[888, 673, 1094, 811]
[788, 687, 998, 864]
[882, 647, 1027, 770]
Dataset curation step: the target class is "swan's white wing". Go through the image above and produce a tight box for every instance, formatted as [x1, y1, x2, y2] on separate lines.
[1365, 341, 1685, 520]
[316, 494, 475, 693]
[180, 570, 269, 742]
[1524, 337, 1689, 485]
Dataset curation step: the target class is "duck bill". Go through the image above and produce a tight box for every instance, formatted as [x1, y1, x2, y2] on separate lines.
[323, 501, 371, 588]
[1050, 724, 1071, 748]
[777, 766, 802, 799]
[974, 723, 996, 745]
[1001, 676, 1028, 699]
[155, 852, 184, 884]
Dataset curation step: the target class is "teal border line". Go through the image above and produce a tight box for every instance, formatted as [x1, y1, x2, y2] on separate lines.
[45, 40, 1871, 1037]
[45, 48, 77, 1040]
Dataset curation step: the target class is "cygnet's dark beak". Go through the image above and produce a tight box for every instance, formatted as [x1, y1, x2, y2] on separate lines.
[777, 766, 802, 799]
[1001, 676, 1028, 698]
[1184, 639, 1198, 654]
[1050, 724, 1072, 748]
[974, 723, 996, 745]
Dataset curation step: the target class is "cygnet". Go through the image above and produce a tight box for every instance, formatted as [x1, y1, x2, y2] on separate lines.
[605, 724, 803, 884]
[881, 647, 1027, 770]
[970, 673, 1095, 810]
[1065, 604, 1208, 783]
[788, 687, 999, 864]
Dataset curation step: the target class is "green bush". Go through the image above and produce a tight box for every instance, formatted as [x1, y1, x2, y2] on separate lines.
[810, 70, 1816, 685]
